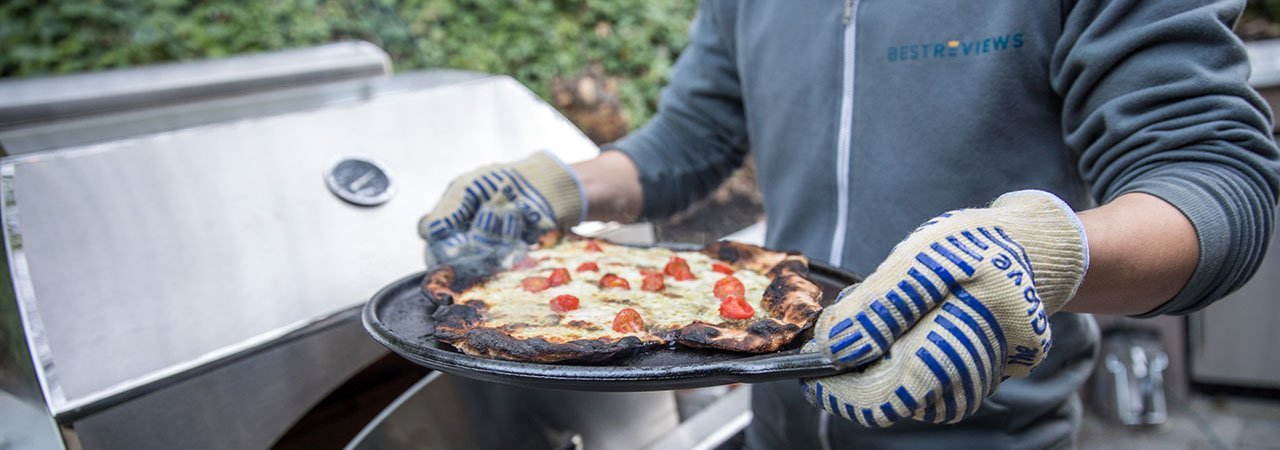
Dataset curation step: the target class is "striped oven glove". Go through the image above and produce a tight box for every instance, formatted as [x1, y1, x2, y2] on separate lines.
[804, 190, 1088, 427]
[418, 151, 584, 262]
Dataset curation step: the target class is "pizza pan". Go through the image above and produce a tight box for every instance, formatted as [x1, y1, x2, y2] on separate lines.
[362, 259, 862, 392]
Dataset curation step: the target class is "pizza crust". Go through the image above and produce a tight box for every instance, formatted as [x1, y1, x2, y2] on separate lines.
[701, 240, 790, 275]
[677, 249, 824, 353]
[424, 233, 824, 362]
[433, 300, 664, 362]
[422, 265, 460, 306]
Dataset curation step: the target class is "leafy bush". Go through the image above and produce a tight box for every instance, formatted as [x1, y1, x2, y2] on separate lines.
[0, 0, 695, 128]
[11, 1, 1275, 126]
[1242, 0, 1280, 40]
[1250, 0, 1280, 19]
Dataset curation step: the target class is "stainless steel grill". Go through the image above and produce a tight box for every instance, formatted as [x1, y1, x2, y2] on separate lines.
[0, 43, 607, 449]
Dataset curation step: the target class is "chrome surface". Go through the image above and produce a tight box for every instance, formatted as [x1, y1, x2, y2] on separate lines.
[1247, 39, 1280, 89]
[347, 372, 680, 450]
[1103, 351, 1168, 425]
[1247, 40, 1280, 134]
[1190, 210, 1280, 390]
[0, 391, 60, 450]
[56, 304, 364, 422]
[0, 162, 63, 423]
[0, 70, 484, 157]
[0, 41, 390, 134]
[327, 156, 396, 207]
[722, 221, 767, 246]
[1092, 330, 1169, 426]
[0, 254, 60, 450]
[0, 73, 597, 421]
[645, 387, 752, 450]
[70, 309, 385, 450]
[572, 221, 656, 246]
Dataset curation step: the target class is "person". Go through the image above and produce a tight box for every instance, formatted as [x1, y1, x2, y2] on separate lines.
[419, 1, 1280, 448]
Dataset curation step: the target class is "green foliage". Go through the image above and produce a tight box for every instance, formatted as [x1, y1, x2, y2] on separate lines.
[1250, 0, 1280, 22]
[0, 0, 695, 128]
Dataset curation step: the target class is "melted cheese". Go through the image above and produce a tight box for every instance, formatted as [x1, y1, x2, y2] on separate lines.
[459, 240, 772, 343]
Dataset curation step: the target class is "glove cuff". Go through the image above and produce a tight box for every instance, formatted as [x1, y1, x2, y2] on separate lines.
[511, 151, 586, 229]
[989, 190, 1089, 314]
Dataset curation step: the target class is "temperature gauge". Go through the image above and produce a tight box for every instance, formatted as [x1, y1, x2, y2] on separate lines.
[325, 156, 394, 206]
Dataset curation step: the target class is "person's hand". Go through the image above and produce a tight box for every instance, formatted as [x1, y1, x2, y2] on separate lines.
[418, 151, 584, 263]
[803, 190, 1088, 427]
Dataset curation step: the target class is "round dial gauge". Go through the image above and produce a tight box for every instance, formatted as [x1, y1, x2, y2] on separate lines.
[326, 156, 394, 206]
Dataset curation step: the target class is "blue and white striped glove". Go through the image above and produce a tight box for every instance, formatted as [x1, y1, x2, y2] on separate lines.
[803, 190, 1088, 427]
[418, 152, 584, 263]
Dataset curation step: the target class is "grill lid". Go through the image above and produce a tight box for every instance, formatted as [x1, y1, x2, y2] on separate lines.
[1, 74, 598, 416]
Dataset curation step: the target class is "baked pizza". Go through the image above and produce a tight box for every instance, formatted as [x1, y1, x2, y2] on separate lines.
[423, 233, 823, 363]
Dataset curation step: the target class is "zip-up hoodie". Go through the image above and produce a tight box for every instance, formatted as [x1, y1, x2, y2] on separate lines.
[607, 0, 1279, 448]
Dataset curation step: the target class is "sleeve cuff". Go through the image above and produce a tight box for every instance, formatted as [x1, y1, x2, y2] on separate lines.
[1115, 162, 1275, 317]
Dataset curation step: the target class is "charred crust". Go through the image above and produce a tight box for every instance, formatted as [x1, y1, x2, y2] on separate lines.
[422, 263, 497, 305]
[705, 240, 800, 276]
[680, 322, 722, 342]
[762, 277, 795, 312]
[767, 259, 810, 279]
[461, 299, 489, 314]
[421, 266, 458, 305]
[677, 322, 776, 353]
[497, 323, 529, 333]
[431, 303, 483, 339]
[747, 319, 797, 337]
[446, 328, 659, 362]
[650, 327, 681, 341]
[702, 240, 769, 271]
[707, 241, 746, 263]
[762, 274, 823, 325]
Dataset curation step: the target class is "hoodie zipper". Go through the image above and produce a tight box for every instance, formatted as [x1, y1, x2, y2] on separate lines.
[819, 6, 857, 447]
[829, 0, 858, 267]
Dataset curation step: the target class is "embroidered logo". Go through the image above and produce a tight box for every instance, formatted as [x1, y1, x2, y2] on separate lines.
[887, 33, 1024, 62]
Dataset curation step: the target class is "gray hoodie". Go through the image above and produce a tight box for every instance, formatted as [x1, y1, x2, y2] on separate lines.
[608, 0, 1279, 448]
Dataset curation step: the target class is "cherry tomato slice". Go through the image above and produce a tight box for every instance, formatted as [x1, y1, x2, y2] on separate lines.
[641, 272, 665, 292]
[585, 240, 604, 252]
[548, 268, 571, 287]
[576, 262, 599, 272]
[521, 276, 551, 292]
[712, 263, 735, 275]
[664, 256, 696, 281]
[719, 294, 755, 320]
[549, 294, 579, 313]
[598, 273, 631, 290]
[513, 256, 539, 270]
[639, 267, 663, 277]
[714, 275, 745, 300]
[612, 307, 645, 333]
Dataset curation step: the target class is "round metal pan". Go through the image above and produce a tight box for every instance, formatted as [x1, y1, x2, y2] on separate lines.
[362, 260, 862, 391]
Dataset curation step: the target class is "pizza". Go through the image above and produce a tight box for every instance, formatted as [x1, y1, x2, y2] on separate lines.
[422, 233, 824, 363]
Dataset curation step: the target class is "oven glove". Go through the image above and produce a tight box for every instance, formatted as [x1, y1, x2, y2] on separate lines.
[419, 151, 584, 264]
[802, 190, 1087, 428]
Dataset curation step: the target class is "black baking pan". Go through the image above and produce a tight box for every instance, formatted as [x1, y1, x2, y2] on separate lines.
[362, 259, 863, 391]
